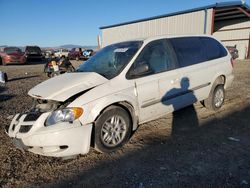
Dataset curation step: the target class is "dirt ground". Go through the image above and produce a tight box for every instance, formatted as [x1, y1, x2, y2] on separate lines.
[0, 60, 250, 188]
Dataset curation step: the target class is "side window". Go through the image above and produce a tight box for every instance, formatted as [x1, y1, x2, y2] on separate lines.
[127, 39, 178, 79]
[169, 37, 206, 67]
[200, 37, 227, 61]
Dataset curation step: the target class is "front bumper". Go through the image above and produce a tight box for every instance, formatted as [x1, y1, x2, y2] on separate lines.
[7, 112, 93, 157]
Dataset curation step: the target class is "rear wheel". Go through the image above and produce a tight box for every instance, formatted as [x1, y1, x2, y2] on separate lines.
[204, 84, 225, 111]
[94, 106, 132, 153]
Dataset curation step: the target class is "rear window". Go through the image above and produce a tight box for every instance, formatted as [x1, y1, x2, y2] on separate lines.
[4, 47, 22, 54]
[26, 46, 41, 53]
[169, 37, 227, 67]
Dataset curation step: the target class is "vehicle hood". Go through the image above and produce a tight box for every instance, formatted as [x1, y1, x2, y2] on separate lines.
[28, 72, 108, 102]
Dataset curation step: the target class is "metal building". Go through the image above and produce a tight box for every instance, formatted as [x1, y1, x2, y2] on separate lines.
[100, 1, 250, 59]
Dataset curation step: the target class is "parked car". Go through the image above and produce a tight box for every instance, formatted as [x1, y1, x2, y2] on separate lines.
[0, 47, 26, 65]
[24, 46, 44, 62]
[82, 49, 94, 60]
[54, 49, 69, 58]
[7, 35, 234, 157]
[68, 48, 82, 60]
[42, 49, 55, 59]
[226, 45, 239, 59]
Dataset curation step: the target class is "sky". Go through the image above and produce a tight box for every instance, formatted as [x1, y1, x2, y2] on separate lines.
[0, 0, 249, 47]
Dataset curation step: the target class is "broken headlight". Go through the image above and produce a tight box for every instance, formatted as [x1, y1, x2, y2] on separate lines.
[45, 107, 83, 126]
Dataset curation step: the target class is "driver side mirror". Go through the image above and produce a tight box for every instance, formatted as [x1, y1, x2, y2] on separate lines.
[128, 63, 150, 78]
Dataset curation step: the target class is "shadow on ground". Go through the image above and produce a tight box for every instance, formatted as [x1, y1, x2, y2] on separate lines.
[25, 60, 47, 65]
[51, 105, 250, 188]
[0, 60, 46, 66]
[7, 75, 39, 82]
[0, 86, 14, 105]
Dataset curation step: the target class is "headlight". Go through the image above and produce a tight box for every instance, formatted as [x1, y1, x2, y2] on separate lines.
[45, 107, 83, 126]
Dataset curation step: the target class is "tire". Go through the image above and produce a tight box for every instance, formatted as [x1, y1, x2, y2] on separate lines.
[94, 106, 132, 153]
[46, 73, 52, 78]
[1, 58, 6, 66]
[67, 65, 75, 72]
[204, 84, 225, 111]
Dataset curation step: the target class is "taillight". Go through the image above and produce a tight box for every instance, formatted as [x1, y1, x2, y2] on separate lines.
[230, 58, 235, 68]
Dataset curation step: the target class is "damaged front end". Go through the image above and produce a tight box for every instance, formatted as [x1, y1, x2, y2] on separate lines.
[7, 98, 93, 157]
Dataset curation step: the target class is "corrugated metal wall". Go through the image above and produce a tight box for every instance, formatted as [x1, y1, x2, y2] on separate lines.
[213, 18, 250, 59]
[101, 9, 213, 47]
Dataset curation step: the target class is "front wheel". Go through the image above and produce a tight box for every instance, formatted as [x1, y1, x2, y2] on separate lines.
[204, 85, 225, 111]
[94, 106, 132, 153]
[66, 65, 75, 72]
[1, 58, 6, 66]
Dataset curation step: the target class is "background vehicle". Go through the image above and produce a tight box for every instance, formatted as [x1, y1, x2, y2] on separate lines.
[24, 46, 44, 62]
[226, 45, 239, 59]
[0, 47, 26, 65]
[44, 57, 75, 77]
[42, 49, 55, 59]
[54, 49, 69, 58]
[68, 48, 82, 61]
[82, 49, 94, 60]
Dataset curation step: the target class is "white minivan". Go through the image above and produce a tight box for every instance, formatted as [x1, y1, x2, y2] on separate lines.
[7, 35, 234, 157]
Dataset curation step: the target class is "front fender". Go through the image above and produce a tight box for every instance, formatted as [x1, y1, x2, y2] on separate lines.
[79, 93, 139, 130]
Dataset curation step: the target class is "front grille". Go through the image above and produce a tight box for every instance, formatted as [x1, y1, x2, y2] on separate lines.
[19, 125, 32, 133]
[24, 113, 42, 122]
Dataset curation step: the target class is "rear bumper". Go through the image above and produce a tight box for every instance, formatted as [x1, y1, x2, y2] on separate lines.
[225, 74, 234, 89]
[5, 61, 25, 64]
[4, 58, 25, 64]
[7, 113, 93, 157]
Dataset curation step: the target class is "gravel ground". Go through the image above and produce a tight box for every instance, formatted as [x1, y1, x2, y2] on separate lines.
[0, 60, 250, 188]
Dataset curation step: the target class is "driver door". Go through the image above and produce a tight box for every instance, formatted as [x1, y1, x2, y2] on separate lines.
[127, 39, 179, 123]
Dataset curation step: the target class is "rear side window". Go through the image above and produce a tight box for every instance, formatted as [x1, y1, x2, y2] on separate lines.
[169, 37, 205, 67]
[200, 37, 227, 61]
[169, 37, 227, 67]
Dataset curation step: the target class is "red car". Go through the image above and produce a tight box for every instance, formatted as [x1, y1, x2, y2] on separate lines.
[0, 47, 26, 65]
[68, 48, 83, 61]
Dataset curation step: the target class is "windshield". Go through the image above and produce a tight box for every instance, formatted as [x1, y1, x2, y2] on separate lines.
[4, 47, 22, 54]
[77, 41, 143, 79]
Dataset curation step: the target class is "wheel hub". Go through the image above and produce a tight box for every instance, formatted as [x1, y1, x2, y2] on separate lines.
[101, 115, 127, 147]
[214, 88, 224, 107]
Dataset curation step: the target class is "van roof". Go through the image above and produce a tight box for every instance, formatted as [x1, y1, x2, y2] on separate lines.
[122, 34, 216, 44]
